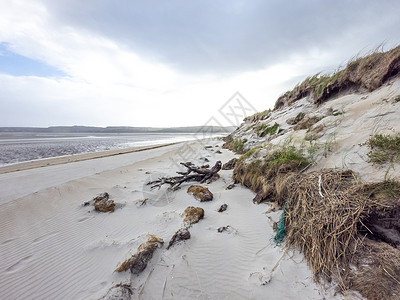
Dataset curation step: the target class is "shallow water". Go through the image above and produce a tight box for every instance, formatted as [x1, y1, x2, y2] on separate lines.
[0, 132, 203, 166]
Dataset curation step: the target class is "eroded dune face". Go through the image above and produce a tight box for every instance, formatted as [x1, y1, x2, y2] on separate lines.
[224, 61, 400, 298]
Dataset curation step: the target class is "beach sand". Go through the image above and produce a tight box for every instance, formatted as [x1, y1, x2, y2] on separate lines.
[0, 139, 344, 299]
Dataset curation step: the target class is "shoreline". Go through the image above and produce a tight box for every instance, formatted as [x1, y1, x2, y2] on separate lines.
[0, 142, 179, 174]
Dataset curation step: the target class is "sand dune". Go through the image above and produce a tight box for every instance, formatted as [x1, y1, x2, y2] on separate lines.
[0, 140, 345, 299]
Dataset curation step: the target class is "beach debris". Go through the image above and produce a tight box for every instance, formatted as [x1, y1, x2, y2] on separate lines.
[182, 206, 204, 226]
[135, 198, 148, 207]
[205, 145, 213, 149]
[248, 271, 272, 286]
[200, 157, 210, 162]
[217, 204, 228, 212]
[115, 235, 163, 273]
[216, 150, 222, 154]
[91, 192, 115, 213]
[222, 158, 237, 170]
[166, 228, 191, 250]
[187, 185, 213, 202]
[147, 161, 222, 190]
[217, 226, 230, 233]
[100, 283, 133, 300]
[226, 184, 235, 190]
[217, 225, 238, 234]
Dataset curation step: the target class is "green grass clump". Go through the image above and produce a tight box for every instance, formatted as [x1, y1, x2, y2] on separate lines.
[367, 134, 400, 164]
[256, 122, 279, 137]
[237, 146, 261, 165]
[232, 138, 247, 154]
[266, 146, 309, 168]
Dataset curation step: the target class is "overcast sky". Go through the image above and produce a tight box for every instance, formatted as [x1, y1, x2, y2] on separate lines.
[1, 0, 400, 127]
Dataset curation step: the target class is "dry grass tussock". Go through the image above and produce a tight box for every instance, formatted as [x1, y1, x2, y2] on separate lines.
[234, 150, 400, 299]
[274, 45, 400, 109]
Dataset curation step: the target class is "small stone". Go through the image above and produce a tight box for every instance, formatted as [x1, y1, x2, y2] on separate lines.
[187, 185, 213, 202]
[218, 204, 228, 212]
[226, 184, 235, 190]
[93, 192, 115, 213]
[115, 235, 163, 273]
[167, 228, 191, 250]
[217, 226, 230, 233]
[182, 206, 204, 226]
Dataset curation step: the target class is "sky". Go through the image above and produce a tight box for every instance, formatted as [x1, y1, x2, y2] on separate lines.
[1, 0, 400, 128]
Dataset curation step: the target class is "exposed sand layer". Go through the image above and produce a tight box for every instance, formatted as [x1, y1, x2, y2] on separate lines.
[0, 140, 344, 299]
[230, 78, 400, 183]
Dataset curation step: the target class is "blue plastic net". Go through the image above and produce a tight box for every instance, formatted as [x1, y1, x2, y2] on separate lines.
[273, 204, 286, 246]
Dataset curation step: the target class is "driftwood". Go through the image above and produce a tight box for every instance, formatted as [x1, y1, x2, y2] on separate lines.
[148, 161, 222, 190]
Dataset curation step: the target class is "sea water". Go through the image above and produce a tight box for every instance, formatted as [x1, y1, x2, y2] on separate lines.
[0, 132, 212, 166]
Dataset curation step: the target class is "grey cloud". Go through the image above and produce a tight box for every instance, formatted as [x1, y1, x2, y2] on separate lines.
[44, 0, 400, 74]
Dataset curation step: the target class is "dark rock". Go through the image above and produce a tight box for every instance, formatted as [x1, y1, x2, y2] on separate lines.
[93, 192, 109, 202]
[101, 283, 133, 300]
[218, 226, 231, 233]
[217, 225, 238, 234]
[115, 235, 163, 274]
[205, 145, 213, 149]
[182, 206, 204, 226]
[216, 150, 222, 154]
[218, 204, 228, 212]
[222, 158, 238, 170]
[166, 228, 191, 249]
[226, 184, 235, 190]
[130, 244, 158, 274]
[187, 185, 213, 202]
[93, 192, 115, 212]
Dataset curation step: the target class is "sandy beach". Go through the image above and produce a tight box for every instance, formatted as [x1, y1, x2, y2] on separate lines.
[0, 139, 342, 299]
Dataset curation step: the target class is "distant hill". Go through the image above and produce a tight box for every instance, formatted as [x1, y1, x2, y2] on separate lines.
[0, 125, 236, 134]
